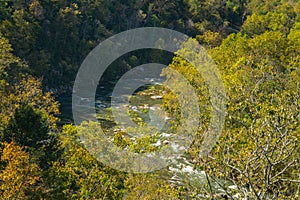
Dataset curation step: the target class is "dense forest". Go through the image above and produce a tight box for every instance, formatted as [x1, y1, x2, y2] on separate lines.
[0, 0, 299, 199]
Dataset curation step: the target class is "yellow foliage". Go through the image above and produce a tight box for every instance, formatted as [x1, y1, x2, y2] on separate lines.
[0, 142, 41, 199]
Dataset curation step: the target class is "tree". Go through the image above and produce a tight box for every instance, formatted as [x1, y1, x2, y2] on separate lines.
[204, 24, 299, 199]
[0, 35, 60, 170]
[184, 0, 246, 35]
[124, 173, 179, 199]
[4, 103, 50, 148]
[161, 20, 299, 198]
[46, 124, 126, 199]
[241, 12, 294, 36]
[2, 102, 60, 169]
[0, 33, 24, 132]
[0, 142, 41, 199]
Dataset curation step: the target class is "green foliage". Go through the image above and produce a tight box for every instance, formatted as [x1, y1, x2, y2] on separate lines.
[185, 0, 246, 34]
[241, 12, 293, 36]
[162, 9, 299, 198]
[0, 33, 20, 73]
[2, 102, 60, 169]
[196, 30, 223, 47]
[246, 0, 300, 16]
[4, 103, 49, 148]
[46, 124, 126, 199]
[124, 173, 179, 199]
[205, 20, 299, 199]
[0, 1, 299, 199]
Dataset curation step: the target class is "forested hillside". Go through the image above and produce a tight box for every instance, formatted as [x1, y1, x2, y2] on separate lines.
[0, 0, 299, 199]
